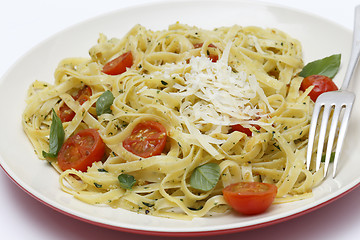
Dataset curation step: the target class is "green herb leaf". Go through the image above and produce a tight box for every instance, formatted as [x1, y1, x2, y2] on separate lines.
[118, 174, 136, 190]
[190, 163, 220, 191]
[299, 54, 341, 79]
[321, 152, 335, 163]
[96, 90, 115, 116]
[42, 109, 65, 159]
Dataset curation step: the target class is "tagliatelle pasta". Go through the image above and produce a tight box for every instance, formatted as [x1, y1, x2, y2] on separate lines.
[22, 23, 325, 220]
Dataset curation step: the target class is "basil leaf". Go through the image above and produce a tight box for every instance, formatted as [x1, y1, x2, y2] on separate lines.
[190, 163, 220, 191]
[118, 174, 136, 190]
[96, 90, 115, 116]
[299, 54, 341, 79]
[42, 109, 65, 159]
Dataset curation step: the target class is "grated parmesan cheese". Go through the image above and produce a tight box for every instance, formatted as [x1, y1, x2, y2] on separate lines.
[171, 42, 269, 126]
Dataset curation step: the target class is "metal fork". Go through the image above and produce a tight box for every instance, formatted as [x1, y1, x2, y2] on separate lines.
[306, 6, 360, 177]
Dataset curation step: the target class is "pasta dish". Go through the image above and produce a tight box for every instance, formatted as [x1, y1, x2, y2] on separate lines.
[22, 23, 326, 220]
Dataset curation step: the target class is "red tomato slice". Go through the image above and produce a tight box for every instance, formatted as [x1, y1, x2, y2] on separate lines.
[75, 85, 92, 105]
[58, 129, 105, 172]
[193, 43, 218, 62]
[58, 85, 92, 122]
[123, 121, 167, 158]
[230, 124, 260, 137]
[59, 105, 76, 123]
[102, 51, 133, 75]
[222, 182, 277, 215]
[209, 54, 219, 63]
[300, 75, 338, 102]
[193, 43, 217, 48]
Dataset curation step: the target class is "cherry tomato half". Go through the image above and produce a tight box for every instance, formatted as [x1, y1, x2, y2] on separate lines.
[300, 75, 338, 102]
[222, 182, 277, 215]
[123, 121, 167, 158]
[230, 124, 260, 137]
[58, 129, 105, 172]
[193, 43, 218, 62]
[59, 85, 92, 122]
[75, 85, 92, 105]
[102, 51, 133, 75]
[58, 105, 76, 123]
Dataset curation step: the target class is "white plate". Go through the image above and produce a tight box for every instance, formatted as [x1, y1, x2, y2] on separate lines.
[0, 0, 359, 236]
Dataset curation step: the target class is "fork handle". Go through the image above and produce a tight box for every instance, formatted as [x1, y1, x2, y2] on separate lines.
[341, 5, 360, 90]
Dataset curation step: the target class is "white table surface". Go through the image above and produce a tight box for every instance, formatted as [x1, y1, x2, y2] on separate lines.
[1, 0, 360, 239]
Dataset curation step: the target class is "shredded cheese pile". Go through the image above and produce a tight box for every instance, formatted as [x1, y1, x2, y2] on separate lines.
[164, 43, 272, 128]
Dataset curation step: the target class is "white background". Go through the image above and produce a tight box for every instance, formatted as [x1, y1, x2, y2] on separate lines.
[1, 0, 360, 239]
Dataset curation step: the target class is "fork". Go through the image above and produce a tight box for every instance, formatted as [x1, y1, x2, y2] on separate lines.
[306, 6, 360, 177]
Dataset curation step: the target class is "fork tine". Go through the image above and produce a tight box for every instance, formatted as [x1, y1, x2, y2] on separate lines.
[306, 104, 322, 170]
[315, 105, 332, 171]
[323, 105, 342, 177]
[332, 100, 355, 177]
